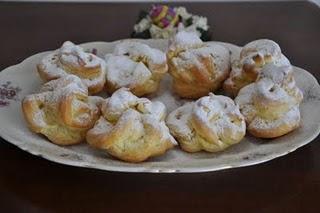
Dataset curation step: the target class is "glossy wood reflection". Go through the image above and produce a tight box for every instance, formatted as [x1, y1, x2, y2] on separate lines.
[0, 1, 319, 212]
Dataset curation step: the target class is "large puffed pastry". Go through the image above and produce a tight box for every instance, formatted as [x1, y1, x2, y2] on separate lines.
[223, 39, 291, 97]
[86, 88, 177, 162]
[22, 75, 102, 145]
[235, 64, 303, 138]
[166, 93, 246, 152]
[104, 41, 168, 96]
[37, 41, 106, 94]
[167, 31, 231, 99]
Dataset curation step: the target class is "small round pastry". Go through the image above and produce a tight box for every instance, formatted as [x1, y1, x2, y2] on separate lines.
[37, 41, 106, 94]
[167, 31, 231, 99]
[22, 75, 102, 145]
[166, 93, 246, 152]
[105, 41, 168, 96]
[223, 39, 291, 97]
[86, 88, 177, 163]
[235, 64, 303, 138]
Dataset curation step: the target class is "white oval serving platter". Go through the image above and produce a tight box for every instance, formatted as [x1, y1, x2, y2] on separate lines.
[0, 40, 319, 173]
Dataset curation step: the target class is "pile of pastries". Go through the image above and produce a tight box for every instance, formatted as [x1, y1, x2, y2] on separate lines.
[22, 31, 303, 163]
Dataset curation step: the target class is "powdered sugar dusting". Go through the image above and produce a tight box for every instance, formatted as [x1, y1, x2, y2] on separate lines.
[102, 88, 167, 123]
[170, 31, 203, 49]
[113, 41, 166, 64]
[59, 41, 103, 68]
[193, 94, 246, 134]
[40, 74, 87, 94]
[102, 88, 139, 121]
[137, 98, 166, 121]
[45, 76, 88, 106]
[90, 116, 113, 135]
[257, 64, 292, 84]
[40, 52, 66, 78]
[207, 43, 230, 74]
[105, 55, 151, 87]
[39, 41, 106, 90]
[240, 39, 281, 59]
[32, 110, 46, 128]
[255, 79, 290, 103]
[175, 43, 230, 72]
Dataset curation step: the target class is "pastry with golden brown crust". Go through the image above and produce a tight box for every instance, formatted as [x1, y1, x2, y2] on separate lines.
[223, 39, 291, 97]
[167, 31, 231, 99]
[86, 88, 177, 162]
[22, 75, 102, 145]
[104, 41, 168, 96]
[166, 93, 246, 152]
[37, 41, 106, 94]
[235, 64, 303, 138]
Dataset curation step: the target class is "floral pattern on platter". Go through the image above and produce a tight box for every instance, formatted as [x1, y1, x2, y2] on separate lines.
[0, 81, 21, 107]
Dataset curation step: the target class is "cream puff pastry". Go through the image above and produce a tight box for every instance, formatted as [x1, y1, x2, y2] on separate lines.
[86, 88, 177, 162]
[22, 75, 102, 145]
[105, 41, 168, 96]
[166, 93, 246, 152]
[37, 41, 106, 94]
[167, 31, 231, 99]
[235, 64, 303, 138]
[223, 39, 291, 97]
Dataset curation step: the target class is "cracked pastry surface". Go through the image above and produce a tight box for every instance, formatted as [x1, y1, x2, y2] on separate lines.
[167, 31, 231, 99]
[104, 41, 168, 96]
[37, 41, 106, 94]
[166, 93, 246, 152]
[223, 39, 291, 97]
[235, 64, 303, 138]
[86, 88, 177, 162]
[22, 75, 102, 145]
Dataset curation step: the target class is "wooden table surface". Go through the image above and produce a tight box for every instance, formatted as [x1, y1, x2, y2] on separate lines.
[0, 1, 319, 212]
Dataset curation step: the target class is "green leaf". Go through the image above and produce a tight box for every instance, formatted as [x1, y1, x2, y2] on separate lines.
[131, 29, 151, 39]
[185, 17, 193, 27]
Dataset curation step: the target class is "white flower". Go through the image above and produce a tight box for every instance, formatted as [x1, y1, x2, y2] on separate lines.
[179, 24, 202, 37]
[175, 7, 192, 19]
[192, 16, 209, 31]
[150, 24, 177, 39]
[134, 18, 152, 33]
